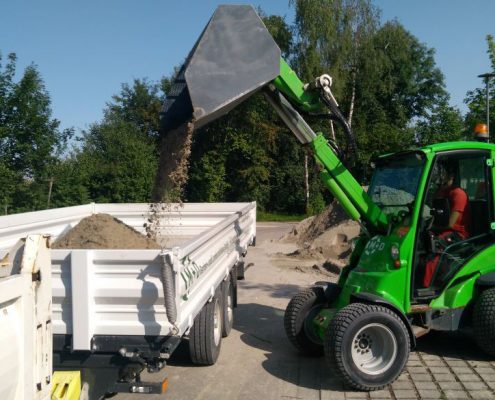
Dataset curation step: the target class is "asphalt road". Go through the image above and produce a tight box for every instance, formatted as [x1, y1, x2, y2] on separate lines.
[118, 222, 495, 400]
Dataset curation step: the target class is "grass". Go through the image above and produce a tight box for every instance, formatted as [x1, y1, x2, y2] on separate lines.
[256, 210, 308, 222]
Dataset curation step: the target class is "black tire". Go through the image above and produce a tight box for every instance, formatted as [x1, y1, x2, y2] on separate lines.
[222, 277, 235, 337]
[325, 303, 410, 391]
[236, 261, 245, 280]
[473, 287, 495, 356]
[284, 287, 326, 356]
[189, 291, 223, 365]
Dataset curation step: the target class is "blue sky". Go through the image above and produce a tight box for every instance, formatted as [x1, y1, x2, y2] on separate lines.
[1, 1, 494, 132]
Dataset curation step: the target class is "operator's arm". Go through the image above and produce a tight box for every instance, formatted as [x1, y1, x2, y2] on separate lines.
[448, 188, 468, 229]
[448, 211, 461, 229]
[435, 188, 467, 231]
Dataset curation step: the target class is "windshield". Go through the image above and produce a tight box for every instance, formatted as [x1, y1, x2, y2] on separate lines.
[368, 152, 425, 216]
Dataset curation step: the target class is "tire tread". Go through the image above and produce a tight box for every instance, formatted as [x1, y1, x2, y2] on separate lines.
[325, 303, 410, 391]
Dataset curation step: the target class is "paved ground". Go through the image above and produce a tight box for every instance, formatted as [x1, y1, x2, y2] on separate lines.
[120, 222, 495, 400]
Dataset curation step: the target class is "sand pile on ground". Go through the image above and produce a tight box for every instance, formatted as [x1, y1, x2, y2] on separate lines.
[53, 214, 161, 249]
[279, 201, 360, 275]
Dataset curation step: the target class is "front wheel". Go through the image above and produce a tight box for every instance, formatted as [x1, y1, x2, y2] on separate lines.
[325, 303, 410, 391]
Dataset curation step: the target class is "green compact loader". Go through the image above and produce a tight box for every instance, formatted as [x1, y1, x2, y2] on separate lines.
[162, 5, 495, 390]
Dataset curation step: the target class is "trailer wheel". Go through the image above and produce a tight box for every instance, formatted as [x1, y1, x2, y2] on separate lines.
[189, 290, 223, 365]
[473, 287, 495, 356]
[325, 303, 409, 391]
[236, 261, 245, 280]
[222, 277, 235, 337]
[284, 287, 326, 356]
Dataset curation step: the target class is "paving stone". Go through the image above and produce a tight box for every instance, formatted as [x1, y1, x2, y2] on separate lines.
[487, 381, 495, 390]
[413, 381, 437, 390]
[321, 391, 345, 400]
[456, 373, 481, 382]
[344, 391, 368, 399]
[410, 373, 434, 382]
[473, 367, 495, 374]
[429, 366, 450, 374]
[443, 356, 465, 361]
[416, 389, 442, 399]
[432, 373, 456, 382]
[442, 390, 469, 399]
[467, 360, 489, 367]
[424, 360, 445, 367]
[470, 390, 495, 400]
[451, 367, 472, 375]
[408, 367, 427, 374]
[409, 353, 420, 360]
[407, 360, 424, 367]
[392, 389, 417, 399]
[461, 380, 488, 390]
[445, 360, 468, 367]
[370, 389, 392, 399]
[396, 374, 411, 382]
[422, 354, 441, 360]
[392, 381, 414, 390]
[478, 373, 495, 382]
[438, 381, 463, 391]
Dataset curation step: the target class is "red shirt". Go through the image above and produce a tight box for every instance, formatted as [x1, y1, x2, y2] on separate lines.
[437, 186, 471, 238]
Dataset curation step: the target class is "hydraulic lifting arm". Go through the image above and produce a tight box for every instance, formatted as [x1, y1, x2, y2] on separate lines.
[160, 4, 388, 234]
[266, 64, 388, 233]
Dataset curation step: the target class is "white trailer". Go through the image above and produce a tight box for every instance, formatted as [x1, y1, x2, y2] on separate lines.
[0, 202, 256, 397]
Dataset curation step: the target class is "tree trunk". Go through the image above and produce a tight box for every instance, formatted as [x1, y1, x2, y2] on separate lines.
[329, 120, 336, 141]
[348, 70, 356, 128]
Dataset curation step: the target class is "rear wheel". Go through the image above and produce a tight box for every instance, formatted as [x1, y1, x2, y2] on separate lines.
[284, 287, 326, 356]
[189, 291, 223, 365]
[473, 287, 495, 356]
[325, 303, 410, 391]
[222, 277, 235, 337]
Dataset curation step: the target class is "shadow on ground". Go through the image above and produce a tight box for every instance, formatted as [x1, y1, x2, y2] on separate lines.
[238, 281, 316, 300]
[167, 300, 491, 390]
[415, 330, 491, 361]
[235, 302, 345, 392]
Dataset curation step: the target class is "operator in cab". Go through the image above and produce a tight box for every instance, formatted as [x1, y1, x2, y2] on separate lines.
[423, 161, 471, 287]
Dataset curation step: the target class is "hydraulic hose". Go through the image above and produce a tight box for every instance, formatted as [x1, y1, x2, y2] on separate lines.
[161, 253, 177, 325]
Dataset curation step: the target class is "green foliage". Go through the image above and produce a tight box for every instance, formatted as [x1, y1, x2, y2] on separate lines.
[416, 102, 464, 146]
[74, 120, 157, 203]
[105, 78, 164, 141]
[257, 211, 307, 222]
[0, 52, 72, 213]
[464, 35, 495, 136]
[4, 3, 479, 216]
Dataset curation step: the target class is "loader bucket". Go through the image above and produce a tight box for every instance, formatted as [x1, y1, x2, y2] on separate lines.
[160, 5, 281, 132]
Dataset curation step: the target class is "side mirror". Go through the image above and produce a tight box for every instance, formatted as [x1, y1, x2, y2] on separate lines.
[430, 198, 450, 227]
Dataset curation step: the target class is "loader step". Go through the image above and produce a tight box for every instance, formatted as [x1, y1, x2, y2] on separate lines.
[412, 325, 430, 338]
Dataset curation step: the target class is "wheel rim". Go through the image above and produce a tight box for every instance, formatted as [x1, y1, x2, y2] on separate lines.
[213, 299, 221, 346]
[226, 286, 234, 327]
[350, 323, 398, 375]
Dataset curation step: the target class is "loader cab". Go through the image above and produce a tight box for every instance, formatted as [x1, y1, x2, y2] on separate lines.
[412, 147, 495, 300]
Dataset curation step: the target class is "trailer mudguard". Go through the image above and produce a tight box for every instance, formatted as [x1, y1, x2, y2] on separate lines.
[350, 292, 416, 348]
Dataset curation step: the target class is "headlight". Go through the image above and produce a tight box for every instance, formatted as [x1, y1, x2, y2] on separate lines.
[390, 244, 399, 260]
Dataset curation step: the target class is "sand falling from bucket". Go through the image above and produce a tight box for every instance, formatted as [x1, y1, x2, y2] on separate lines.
[145, 120, 195, 243]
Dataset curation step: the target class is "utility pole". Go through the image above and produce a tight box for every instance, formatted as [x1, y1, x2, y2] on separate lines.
[478, 72, 495, 136]
[46, 177, 54, 209]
